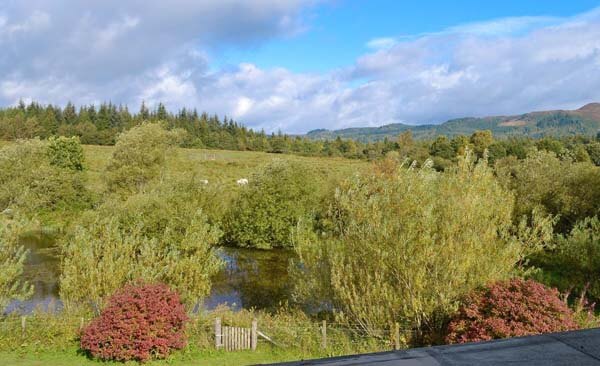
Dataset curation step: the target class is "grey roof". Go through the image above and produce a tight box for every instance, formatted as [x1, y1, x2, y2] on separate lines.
[267, 328, 600, 365]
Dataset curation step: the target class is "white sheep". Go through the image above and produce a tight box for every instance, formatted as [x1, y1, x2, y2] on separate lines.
[237, 178, 249, 186]
[199, 179, 209, 185]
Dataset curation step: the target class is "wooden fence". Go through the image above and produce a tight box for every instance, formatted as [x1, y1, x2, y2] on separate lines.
[215, 318, 258, 351]
[214, 318, 404, 352]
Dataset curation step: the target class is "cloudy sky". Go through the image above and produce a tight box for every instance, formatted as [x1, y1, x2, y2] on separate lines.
[2, 0, 600, 133]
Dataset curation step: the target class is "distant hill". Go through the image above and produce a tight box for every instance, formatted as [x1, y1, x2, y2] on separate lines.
[306, 103, 600, 141]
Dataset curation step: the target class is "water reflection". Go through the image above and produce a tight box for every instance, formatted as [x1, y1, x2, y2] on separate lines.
[8, 235, 296, 314]
[207, 247, 295, 310]
[6, 232, 62, 314]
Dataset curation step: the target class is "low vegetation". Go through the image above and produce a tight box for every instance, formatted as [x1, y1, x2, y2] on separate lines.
[81, 283, 188, 362]
[0, 118, 598, 364]
[223, 160, 321, 249]
[293, 152, 553, 344]
[445, 278, 578, 344]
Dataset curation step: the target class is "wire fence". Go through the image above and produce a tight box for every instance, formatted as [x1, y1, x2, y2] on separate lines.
[0, 313, 416, 356]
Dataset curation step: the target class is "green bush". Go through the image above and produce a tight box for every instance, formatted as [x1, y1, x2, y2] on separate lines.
[46, 136, 84, 171]
[106, 123, 176, 193]
[293, 152, 552, 344]
[495, 150, 600, 234]
[0, 139, 92, 218]
[223, 160, 320, 249]
[550, 217, 600, 300]
[60, 183, 222, 310]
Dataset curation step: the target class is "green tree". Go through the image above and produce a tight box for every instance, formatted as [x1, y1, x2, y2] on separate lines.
[572, 144, 591, 163]
[586, 142, 600, 166]
[451, 135, 470, 155]
[487, 142, 508, 164]
[293, 152, 552, 343]
[46, 136, 85, 171]
[536, 137, 564, 156]
[60, 185, 222, 310]
[0, 113, 42, 140]
[496, 150, 600, 233]
[223, 160, 320, 249]
[0, 139, 91, 216]
[397, 130, 414, 157]
[553, 217, 600, 300]
[470, 130, 493, 157]
[106, 123, 175, 193]
[429, 136, 454, 160]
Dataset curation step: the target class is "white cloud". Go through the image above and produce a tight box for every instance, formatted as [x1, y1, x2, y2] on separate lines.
[366, 37, 397, 50]
[233, 97, 255, 117]
[2, 3, 600, 134]
[446, 15, 561, 36]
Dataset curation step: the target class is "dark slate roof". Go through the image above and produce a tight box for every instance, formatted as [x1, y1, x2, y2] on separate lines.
[267, 328, 600, 366]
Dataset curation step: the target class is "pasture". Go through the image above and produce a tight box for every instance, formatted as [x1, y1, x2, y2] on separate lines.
[82, 145, 369, 194]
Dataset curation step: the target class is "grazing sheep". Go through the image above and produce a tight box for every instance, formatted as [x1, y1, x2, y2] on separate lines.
[199, 179, 209, 185]
[237, 178, 249, 186]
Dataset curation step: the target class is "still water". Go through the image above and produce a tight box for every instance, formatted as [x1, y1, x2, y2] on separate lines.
[8, 233, 295, 314]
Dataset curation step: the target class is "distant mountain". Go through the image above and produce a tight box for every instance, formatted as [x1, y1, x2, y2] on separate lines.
[306, 103, 600, 141]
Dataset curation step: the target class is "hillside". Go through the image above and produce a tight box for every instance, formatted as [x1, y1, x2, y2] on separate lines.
[306, 103, 600, 141]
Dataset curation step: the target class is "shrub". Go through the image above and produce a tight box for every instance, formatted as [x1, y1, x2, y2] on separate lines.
[106, 123, 175, 193]
[293, 152, 553, 342]
[223, 160, 320, 249]
[445, 278, 578, 344]
[0, 139, 92, 216]
[60, 184, 222, 309]
[80, 283, 188, 362]
[495, 150, 600, 234]
[46, 136, 85, 171]
[553, 216, 600, 300]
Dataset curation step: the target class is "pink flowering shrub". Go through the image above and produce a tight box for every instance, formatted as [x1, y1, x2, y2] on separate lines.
[446, 278, 578, 344]
[80, 282, 188, 362]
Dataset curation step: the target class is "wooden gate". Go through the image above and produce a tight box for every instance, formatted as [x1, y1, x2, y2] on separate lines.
[215, 318, 258, 351]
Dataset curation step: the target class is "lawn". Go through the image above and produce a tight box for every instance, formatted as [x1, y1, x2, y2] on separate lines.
[0, 346, 321, 366]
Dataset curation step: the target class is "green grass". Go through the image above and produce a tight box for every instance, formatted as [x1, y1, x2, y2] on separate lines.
[0, 346, 321, 366]
[82, 145, 369, 193]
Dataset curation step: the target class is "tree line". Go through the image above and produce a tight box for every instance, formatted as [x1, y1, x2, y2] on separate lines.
[1, 101, 599, 165]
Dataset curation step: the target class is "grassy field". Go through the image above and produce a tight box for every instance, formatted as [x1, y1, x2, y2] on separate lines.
[0, 346, 320, 366]
[82, 145, 369, 193]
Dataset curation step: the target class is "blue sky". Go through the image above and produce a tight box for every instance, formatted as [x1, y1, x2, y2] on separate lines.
[220, 0, 600, 73]
[2, 0, 600, 133]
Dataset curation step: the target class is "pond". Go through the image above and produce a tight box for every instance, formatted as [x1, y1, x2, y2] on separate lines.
[7, 233, 296, 314]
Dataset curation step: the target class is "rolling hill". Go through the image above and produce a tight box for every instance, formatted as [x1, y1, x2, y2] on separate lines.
[306, 103, 600, 142]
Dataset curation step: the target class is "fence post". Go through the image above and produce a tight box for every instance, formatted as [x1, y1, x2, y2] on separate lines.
[80, 317, 85, 331]
[394, 322, 400, 350]
[321, 320, 327, 349]
[251, 319, 258, 351]
[215, 317, 222, 350]
[21, 316, 26, 337]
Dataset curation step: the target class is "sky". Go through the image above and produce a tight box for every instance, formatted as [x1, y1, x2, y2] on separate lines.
[1, 1, 600, 133]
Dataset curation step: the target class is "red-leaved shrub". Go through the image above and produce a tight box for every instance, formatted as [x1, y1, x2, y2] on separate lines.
[445, 278, 578, 344]
[80, 282, 189, 362]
